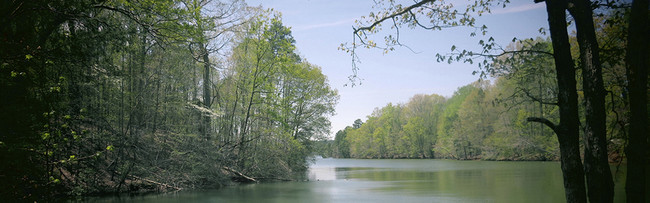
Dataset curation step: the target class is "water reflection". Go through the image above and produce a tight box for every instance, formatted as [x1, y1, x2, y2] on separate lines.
[304, 158, 568, 202]
[86, 158, 631, 203]
[308, 167, 336, 181]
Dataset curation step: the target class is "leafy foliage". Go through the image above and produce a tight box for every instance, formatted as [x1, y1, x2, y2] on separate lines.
[0, 1, 337, 200]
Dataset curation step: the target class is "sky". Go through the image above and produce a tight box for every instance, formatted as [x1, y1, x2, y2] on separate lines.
[244, 0, 549, 139]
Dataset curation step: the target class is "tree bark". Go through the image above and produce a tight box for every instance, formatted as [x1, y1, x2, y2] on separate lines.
[567, 0, 614, 202]
[624, 0, 649, 202]
[541, 0, 588, 202]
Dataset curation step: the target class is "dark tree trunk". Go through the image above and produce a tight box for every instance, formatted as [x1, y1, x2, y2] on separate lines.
[540, 0, 588, 202]
[567, 0, 614, 202]
[624, 0, 649, 202]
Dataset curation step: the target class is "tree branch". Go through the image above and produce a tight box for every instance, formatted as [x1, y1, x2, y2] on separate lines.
[353, 0, 436, 34]
[127, 174, 182, 191]
[521, 88, 558, 105]
[223, 166, 258, 183]
[527, 117, 558, 134]
[457, 49, 553, 58]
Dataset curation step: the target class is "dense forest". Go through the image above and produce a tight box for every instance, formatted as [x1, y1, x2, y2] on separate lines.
[0, 0, 338, 200]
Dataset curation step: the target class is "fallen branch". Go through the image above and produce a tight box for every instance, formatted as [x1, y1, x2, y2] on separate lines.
[223, 166, 258, 183]
[126, 174, 182, 191]
[187, 102, 222, 118]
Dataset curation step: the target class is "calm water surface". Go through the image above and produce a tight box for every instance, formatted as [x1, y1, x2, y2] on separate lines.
[88, 158, 628, 202]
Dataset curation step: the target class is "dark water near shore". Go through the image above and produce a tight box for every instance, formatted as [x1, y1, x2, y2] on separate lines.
[87, 158, 630, 202]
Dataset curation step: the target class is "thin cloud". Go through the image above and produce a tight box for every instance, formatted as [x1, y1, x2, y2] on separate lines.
[294, 18, 356, 31]
[492, 3, 545, 15]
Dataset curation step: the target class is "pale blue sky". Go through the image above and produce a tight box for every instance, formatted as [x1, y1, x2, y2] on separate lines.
[245, 0, 549, 138]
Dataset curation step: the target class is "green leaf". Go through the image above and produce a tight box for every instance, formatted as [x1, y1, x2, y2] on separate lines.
[42, 132, 50, 140]
[106, 145, 114, 151]
[25, 54, 33, 60]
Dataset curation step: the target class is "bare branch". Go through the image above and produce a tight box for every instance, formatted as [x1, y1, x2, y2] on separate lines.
[458, 49, 553, 58]
[353, 0, 436, 34]
[391, 16, 419, 54]
[521, 88, 558, 105]
[93, 5, 156, 35]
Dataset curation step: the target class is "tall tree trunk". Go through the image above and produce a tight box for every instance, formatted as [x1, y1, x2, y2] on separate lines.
[624, 0, 649, 202]
[201, 43, 211, 140]
[537, 0, 588, 202]
[568, 0, 614, 202]
[139, 33, 147, 131]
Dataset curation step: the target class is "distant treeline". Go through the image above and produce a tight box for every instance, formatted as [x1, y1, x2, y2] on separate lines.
[317, 37, 638, 161]
[318, 81, 561, 161]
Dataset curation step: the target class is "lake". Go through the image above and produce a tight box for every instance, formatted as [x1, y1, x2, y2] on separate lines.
[88, 158, 629, 202]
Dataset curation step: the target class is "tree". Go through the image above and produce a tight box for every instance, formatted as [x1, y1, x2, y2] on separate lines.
[334, 128, 351, 158]
[527, 3, 587, 198]
[184, 0, 247, 140]
[353, 119, 364, 129]
[456, 82, 497, 159]
[436, 85, 475, 159]
[623, 0, 649, 202]
[489, 38, 560, 161]
[334, 119, 361, 158]
[404, 94, 445, 158]
[221, 12, 338, 178]
[566, 0, 614, 201]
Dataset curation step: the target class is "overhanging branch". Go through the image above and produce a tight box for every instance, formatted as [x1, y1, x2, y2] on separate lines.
[456, 49, 553, 58]
[527, 117, 558, 134]
[353, 0, 436, 34]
